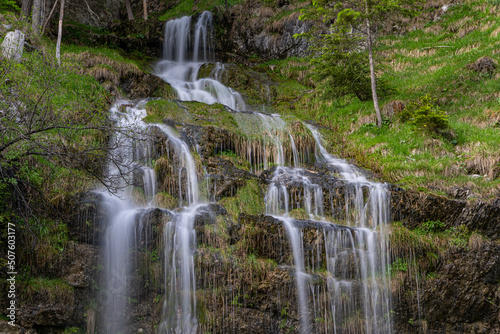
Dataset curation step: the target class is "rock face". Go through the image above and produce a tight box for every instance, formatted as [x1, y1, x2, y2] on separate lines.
[1, 30, 24, 62]
[394, 241, 500, 334]
[391, 187, 500, 239]
[215, 4, 312, 60]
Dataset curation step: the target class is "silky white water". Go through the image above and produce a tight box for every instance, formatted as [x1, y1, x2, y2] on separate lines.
[101, 101, 156, 333]
[155, 11, 246, 111]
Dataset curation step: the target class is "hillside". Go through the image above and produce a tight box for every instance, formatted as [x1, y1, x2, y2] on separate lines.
[0, 0, 499, 333]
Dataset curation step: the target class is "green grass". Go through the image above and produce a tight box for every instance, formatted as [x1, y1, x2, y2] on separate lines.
[220, 179, 264, 219]
[263, 0, 500, 199]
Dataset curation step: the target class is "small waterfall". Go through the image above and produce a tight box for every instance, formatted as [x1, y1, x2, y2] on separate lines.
[154, 124, 203, 334]
[156, 12, 246, 111]
[306, 124, 393, 333]
[99, 100, 204, 333]
[265, 167, 323, 217]
[101, 101, 156, 333]
[275, 216, 311, 334]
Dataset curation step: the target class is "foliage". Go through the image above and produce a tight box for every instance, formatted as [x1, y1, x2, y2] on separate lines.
[297, 0, 421, 121]
[0, 0, 19, 13]
[415, 220, 446, 234]
[400, 95, 449, 132]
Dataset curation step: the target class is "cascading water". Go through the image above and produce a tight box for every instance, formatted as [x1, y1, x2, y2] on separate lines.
[99, 9, 395, 333]
[100, 101, 157, 333]
[155, 12, 246, 111]
[155, 124, 202, 334]
[261, 121, 392, 333]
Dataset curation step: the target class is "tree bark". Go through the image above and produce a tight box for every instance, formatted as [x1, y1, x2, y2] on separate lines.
[21, 0, 32, 18]
[56, 0, 65, 66]
[42, 0, 59, 34]
[365, 2, 382, 128]
[31, 0, 43, 34]
[143, 0, 148, 20]
[125, 0, 134, 20]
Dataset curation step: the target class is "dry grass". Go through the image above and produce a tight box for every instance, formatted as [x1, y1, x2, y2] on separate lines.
[390, 60, 411, 72]
[459, 109, 500, 129]
[426, 64, 444, 73]
[480, 20, 495, 32]
[258, 6, 275, 18]
[458, 24, 479, 38]
[88, 65, 120, 85]
[491, 26, 500, 38]
[424, 25, 443, 35]
[267, 12, 301, 33]
[65, 51, 142, 79]
[448, 16, 474, 33]
[400, 48, 437, 58]
[468, 232, 489, 251]
[454, 42, 481, 55]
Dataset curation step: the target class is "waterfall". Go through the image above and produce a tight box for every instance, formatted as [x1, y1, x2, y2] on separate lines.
[100, 101, 156, 333]
[154, 124, 202, 334]
[99, 99, 204, 333]
[98, 10, 394, 333]
[156, 11, 246, 111]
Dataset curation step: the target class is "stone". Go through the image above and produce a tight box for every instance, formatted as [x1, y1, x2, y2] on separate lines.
[1, 30, 24, 62]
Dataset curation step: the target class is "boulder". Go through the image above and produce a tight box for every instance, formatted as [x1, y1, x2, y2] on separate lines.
[1, 30, 24, 62]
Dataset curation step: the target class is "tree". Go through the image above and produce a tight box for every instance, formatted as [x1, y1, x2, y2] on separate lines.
[0, 51, 141, 226]
[31, 0, 43, 34]
[55, 0, 65, 66]
[21, 0, 32, 17]
[143, 0, 148, 20]
[300, 0, 420, 127]
[125, 0, 134, 20]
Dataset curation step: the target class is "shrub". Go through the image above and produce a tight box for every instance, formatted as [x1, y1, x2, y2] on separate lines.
[0, 0, 19, 13]
[399, 94, 449, 132]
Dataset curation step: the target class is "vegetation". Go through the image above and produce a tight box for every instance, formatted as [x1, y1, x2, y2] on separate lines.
[298, 0, 422, 127]
[259, 0, 500, 198]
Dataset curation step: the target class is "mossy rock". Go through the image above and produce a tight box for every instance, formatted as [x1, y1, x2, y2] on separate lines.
[155, 192, 178, 210]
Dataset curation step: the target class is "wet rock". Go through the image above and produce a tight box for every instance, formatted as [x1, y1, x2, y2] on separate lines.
[215, 4, 312, 60]
[391, 186, 500, 239]
[421, 242, 500, 332]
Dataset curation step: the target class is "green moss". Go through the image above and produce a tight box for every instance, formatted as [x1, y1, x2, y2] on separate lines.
[24, 277, 74, 303]
[289, 208, 309, 220]
[155, 192, 178, 210]
[220, 179, 264, 219]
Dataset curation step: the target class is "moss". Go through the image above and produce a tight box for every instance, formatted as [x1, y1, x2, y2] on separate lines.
[220, 179, 265, 219]
[132, 187, 147, 206]
[24, 277, 74, 304]
[155, 191, 178, 210]
[289, 208, 309, 220]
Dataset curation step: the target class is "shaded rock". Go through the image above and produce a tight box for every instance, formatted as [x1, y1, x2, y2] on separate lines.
[421, 242, 500, 332]
[1, 30, 24, 62]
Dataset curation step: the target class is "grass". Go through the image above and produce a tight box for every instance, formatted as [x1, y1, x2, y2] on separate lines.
[24, 277, 74, 303]
[220, 179, 264, 219]
[254, 0, 500, 199]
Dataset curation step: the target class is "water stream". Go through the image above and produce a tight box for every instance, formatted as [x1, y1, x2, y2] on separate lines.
[100, 10, 393, 334]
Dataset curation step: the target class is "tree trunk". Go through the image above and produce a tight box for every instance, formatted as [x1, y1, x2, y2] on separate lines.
[31, 0, 43, 34]
[365, 3, 382, 128]
[42, 0, 59, 34]
[125, 0, 134, 20]
[56, 0, 65, 66]
[21, 0, 32, 18]
[143, 0, 148, 20]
